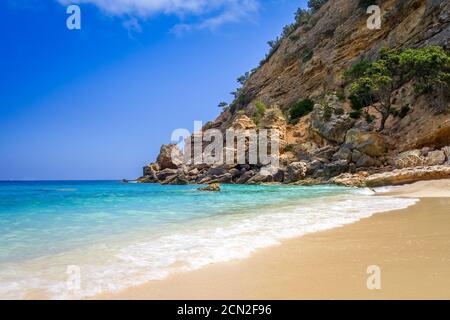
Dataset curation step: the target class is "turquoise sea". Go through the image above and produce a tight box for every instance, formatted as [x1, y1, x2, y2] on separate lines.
[0, 181, 417, 299]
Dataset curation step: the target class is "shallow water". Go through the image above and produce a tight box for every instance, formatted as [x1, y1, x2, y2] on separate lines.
[0, 181, 417, 299]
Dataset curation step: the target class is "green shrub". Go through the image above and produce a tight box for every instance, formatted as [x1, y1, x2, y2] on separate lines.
[349, 93, 371, 111]
[289, 98, 315, 123]
[349, 110, 362, 119]
[344, 58, 371, 81]
[282, 23, 296, 38]
[301, 48, 314, 63]
[218, 101, 228, 109]
[308, 0, 328, 12]
[253, 101, 267, 125]
[237, 72, 250, 86]
[390, 108, 399, 117]
[255, 101, 267, 115]
[396, 46, 450, 94]
[295, 8, 311, 26]
[335, 107, 345, 116]
[284, 144, 295, 153]
[399, 105, 411, 118]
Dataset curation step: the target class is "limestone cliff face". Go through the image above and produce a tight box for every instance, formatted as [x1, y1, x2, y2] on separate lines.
[140, 0, 450, 186]
[218, 0, 449, 140]
[235, 0, 448, 108]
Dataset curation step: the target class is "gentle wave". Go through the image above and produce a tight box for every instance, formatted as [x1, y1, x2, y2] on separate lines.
[0, 192, 418, 299]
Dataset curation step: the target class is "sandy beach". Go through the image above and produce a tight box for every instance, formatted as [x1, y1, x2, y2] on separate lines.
[95, 179, 450, 300]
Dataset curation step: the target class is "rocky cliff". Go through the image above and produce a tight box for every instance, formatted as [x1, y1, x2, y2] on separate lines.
[139, 0, 450, 187]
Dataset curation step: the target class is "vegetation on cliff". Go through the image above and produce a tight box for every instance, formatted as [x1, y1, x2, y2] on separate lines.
[289, 99, 315, 124]
[347, 46, 450, 131]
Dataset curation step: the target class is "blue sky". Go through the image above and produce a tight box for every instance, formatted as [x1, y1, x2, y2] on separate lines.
[0, 0, 307, 180]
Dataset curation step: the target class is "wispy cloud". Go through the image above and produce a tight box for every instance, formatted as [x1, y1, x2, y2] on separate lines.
[58, 0, 260, 32]
[171, 0, 259, 35]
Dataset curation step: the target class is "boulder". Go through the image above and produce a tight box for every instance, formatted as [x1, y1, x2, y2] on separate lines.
[365, 166, 450, 187]
[394, 150, 423, 168]
[345, 129, 386, 157]
[247, 174, 269, 184]
[198, 176, 213, 184]
[356, 154, 382, 168]
[229, 168, 242, 179]
[272, 169, 285, 183]
[216, 173, 233, 183]
[421, 147, 432, 157]
[137, 175, 159, 183]
[332, 147, 353, 162]
[311, 106, 355, 144]
[352, 149, 363, 163]
[312, 169, 325, 178]
[296, 151, 312, 162]
[188, 168, 199, 176]
[323, 160, 349, 178]
[305, 159, 324, 177]
[156, 168, 179, 181]
[162, 174, 189, 185]
[157, 144, 184, 170]
[142, 163, 159, 182]
[286, 162, 307, 182]
[206, 165, 234, 177]
[331, 172, 370, 187]
[443, 146, 450, 164]
[312, 146, 337, 161]
[143, 163, 160, 176]
[235, 170, 255, 184]
[424, 150, 446, 166]
[248, 165, 285, 184]
[198, 183, 221, 192]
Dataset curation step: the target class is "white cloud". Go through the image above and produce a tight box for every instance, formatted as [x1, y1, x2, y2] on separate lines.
[58, 0, 259, 31]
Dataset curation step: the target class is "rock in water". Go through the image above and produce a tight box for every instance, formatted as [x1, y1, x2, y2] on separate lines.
[198, 183, 221, 192]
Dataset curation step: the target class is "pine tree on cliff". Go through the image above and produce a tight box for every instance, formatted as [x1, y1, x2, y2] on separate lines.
[347, 47, 450, 132]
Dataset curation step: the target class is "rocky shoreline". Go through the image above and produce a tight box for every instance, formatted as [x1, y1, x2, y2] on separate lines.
[138, 143, 450, 188]
[138, 0, 449, 189]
